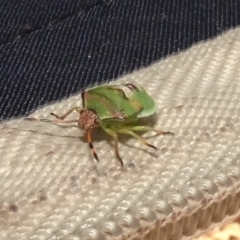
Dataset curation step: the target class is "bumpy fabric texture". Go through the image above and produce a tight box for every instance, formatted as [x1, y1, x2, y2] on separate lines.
[2, 28, 240, 240]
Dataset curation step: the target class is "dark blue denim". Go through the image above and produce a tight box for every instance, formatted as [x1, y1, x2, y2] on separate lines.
[0, 0, 239, 120]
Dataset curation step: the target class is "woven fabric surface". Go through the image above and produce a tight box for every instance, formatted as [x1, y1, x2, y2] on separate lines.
[2, 27, 240, 239]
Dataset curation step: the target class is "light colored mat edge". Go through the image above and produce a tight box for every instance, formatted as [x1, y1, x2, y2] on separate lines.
[194, 218, 240, 240]
[1, 27, 240, 240]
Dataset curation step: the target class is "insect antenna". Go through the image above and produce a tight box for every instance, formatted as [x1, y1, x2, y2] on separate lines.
[50, 112, 61, 119]
[24, 117, 77, 124]
[50, 107, 82, 121]
[24, 117, 53, 123]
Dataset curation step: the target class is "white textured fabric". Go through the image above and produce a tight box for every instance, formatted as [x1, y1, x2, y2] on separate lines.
[2, 28, 240, 240]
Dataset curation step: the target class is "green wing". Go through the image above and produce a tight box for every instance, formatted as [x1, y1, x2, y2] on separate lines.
[83, 83, 156, 120]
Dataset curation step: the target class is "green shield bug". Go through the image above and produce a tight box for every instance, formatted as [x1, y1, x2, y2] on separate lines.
[25, 83, 173, 166]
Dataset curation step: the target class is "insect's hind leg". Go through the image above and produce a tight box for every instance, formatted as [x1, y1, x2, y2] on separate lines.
[101, 126, 124, 167]
[121, 125, 174, 136]
[113, 128, 158, 150]
[51, 107, 81, 120]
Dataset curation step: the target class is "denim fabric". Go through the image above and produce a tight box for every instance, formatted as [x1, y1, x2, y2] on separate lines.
[0, 0, 239, 120]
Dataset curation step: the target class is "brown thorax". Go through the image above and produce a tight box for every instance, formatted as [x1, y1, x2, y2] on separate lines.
[78, 109, 99, 130]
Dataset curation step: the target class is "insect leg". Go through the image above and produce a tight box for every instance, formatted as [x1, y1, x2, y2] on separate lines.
[51, 107, 81, 120]
[120, 126, 174, 135]
[87, 129, 100, 163]
[114, 128, 158, 150]
[101, 127, 124, 167]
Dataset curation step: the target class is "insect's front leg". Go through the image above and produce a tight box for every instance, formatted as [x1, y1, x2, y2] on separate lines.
[87, 129, 100, 163]
[51, 107, 81, 120]
[101, 126, 124, 167]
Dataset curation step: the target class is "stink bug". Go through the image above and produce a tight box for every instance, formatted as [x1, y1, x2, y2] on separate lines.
[25, 83, 173, 166]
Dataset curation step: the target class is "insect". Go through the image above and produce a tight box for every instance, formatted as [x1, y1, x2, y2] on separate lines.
[25, 83, 173, 166]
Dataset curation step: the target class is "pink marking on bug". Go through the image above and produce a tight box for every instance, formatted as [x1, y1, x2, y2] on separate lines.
[124, 83, 139, 91]
[81, 92, 86, 108]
